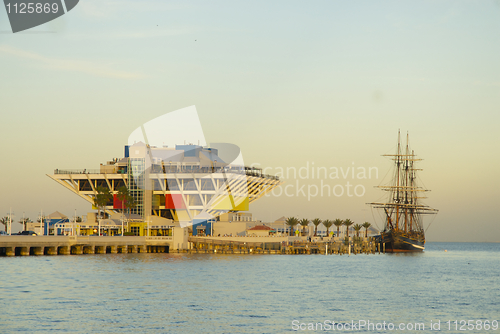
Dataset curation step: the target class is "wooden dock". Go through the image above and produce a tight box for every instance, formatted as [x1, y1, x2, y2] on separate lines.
[188, 236, 381, 255]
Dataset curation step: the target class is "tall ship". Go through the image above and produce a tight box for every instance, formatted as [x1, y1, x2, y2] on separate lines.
[369, 131, 438, 252]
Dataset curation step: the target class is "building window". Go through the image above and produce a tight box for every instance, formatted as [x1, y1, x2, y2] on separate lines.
[130, 226, 140, 236]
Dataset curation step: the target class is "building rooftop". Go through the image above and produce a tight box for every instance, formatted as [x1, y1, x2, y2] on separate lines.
[248, 225, 275, 231]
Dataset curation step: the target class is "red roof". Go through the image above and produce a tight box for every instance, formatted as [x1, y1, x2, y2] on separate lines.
[248, 225, 274, 231]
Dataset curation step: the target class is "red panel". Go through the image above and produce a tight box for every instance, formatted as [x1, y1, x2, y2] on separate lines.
[113, 194, 125, 209]
[165, 194, 186, 209]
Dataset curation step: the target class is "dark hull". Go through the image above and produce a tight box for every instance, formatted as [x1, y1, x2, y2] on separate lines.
[378, 230, 425, 252]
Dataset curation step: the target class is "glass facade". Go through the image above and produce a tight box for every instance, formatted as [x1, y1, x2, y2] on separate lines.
[128, 158, 145, 217]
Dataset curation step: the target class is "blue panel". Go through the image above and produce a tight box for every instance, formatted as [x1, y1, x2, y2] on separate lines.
[175, 145, 201, 157]
[124, 145, 130, 158]
[192, 219, 214, 236]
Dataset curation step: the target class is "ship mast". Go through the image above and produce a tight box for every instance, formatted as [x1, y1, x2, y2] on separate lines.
[409, 149, 415, 232]
[404, 132, 409, 233]
[395, 130, 400, 231]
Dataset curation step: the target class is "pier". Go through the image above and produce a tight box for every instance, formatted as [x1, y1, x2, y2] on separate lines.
[188, 236, 380, 255]
[0, 235, 175, 256]
[1, 235, 383, 257]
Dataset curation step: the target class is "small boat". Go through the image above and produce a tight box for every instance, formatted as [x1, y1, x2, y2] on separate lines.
[369, 131, 438, 252]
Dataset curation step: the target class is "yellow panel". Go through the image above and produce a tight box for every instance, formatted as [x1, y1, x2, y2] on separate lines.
[213, 196, 231, 210]
[170, 210, 178, 221]
[234, 197, 249, 211]
[175, 210, 191, 222]
[213, 196, 249, 211]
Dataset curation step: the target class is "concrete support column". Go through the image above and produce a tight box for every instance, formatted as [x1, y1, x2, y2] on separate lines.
[96, 246, 106, 254]
[71, 245, 83, 255]
[5, 247, 15, 256]
[139, 245, 147, 253]
[129, 245, 138, 253]
[119, 245, 128, 253]
[33, 247, 44, 256]
[46, 247, 58, 255]
[20, 247, 30, 256]
[84, 245, 95, 254]
[59, 246, 71, 255]
[110, 246, 118, 254]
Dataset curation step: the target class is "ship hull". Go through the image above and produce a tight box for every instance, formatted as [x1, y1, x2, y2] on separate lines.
[378, 230, 425, 252]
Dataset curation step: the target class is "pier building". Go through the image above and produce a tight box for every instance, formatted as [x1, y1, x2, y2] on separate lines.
[48, 143, 281, 235]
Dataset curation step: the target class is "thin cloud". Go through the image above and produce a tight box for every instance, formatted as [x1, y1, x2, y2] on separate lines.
[0, 45, 145, 79]
[80, 0, 195, 18]
[68, 27, 195, 41]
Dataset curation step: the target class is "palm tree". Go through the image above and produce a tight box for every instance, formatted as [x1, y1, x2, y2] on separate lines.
[299, 218, 309, 236]
[343, 218, 354, 238]
[0, 216, 9, 232]
[362, 222, 371, 238]
[94, 186, 113, 221]
[125, 194, 137, 222]
[311, 218, 322, 236]
[19, 217, 33, 231]
[353, 224, 362, 237]
[322, 219, 333, 237]
[117, 186, 129, 219]
[285, 217, 299, 236]
[333, 219, 343, 237]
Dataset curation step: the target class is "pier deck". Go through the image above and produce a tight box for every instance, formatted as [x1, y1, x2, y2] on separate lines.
[1, 235, 382, 256]
[188, 236, 380, 255]
[0, 235, 173, 256]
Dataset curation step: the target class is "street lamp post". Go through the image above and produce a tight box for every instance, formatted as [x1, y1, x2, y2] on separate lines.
[38, 210, 43, 236]
[7, 208, 14, 235]
[73, 209, 77, 236]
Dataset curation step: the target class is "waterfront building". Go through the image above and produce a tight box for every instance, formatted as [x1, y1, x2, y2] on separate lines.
[246, 225, 276, 237]
[26, 211, 70, 235]
[49, 143, 281, 235]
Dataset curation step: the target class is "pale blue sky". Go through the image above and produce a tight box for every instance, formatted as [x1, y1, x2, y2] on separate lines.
[1, 0, 499, 241]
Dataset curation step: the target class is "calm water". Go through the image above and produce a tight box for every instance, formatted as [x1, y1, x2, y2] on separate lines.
[1, 242, 499, 333]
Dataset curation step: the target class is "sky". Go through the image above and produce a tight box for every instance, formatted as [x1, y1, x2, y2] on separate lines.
[0, 0, 499, 241]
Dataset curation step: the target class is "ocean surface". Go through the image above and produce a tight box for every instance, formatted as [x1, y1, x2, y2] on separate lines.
[1, 242, 499, 333]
